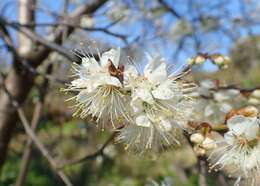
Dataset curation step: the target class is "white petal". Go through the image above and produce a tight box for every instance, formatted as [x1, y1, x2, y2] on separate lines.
[82, 57, 100, 70]
[227, 115, 259, 139]
[244, 118, 259, 140]
[152, 80, 176, 100]
[135, 88, 155, 104]
[201, 137, 216, 149]
[104, 76, 122, 87]
[71, 78, 88, 88]
[100, 48, 120, 68]
[224, 131, 235, 145]
[135, 115, 151, 127]
[144, 56, 167, 85]
[130, 97, 144, 112]
[227, 115, 247, 136]
[159, 118, 172, 132]
[124, 65, 138, 80]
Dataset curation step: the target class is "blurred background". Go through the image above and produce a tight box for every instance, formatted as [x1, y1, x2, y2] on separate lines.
[0, 0, 260, 185]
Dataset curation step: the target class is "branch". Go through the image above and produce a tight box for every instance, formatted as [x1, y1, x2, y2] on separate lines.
[0, 73, 73, 186]
[57, 131, 119, 169]
[158, 0, 182, 19]
[19, 61, 68, 84]
[2, 20, 79, 62]
[5, 21, 128, 43]
[198, 158, 207, 186]
[211, 85, 260, 94]
[15, 64, 52, 186]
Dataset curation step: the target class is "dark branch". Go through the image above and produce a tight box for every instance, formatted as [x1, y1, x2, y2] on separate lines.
[158, 0, 182, 19]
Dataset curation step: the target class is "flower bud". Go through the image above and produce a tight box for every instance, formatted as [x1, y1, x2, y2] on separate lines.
[252, 90, 260, 98]
[201, 137, 216, 150]
[194, 146, 206, 156]
[248, 98, 260, 105]
[190, 133, 205, 144]
[194, 55, 206, 64]
[237, 106, 259, 117]
[212, 55, 225, 65]
[211, 55, 230, 69]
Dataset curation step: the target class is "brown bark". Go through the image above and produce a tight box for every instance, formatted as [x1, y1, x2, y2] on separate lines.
[0, 68, 34, 171]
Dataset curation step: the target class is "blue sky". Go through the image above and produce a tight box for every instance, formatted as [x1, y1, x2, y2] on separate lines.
[1, 0, 260, 71]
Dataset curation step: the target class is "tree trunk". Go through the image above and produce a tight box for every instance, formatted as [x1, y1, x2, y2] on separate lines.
[0, 68, 34, 171]
[0, 0, 108, 172]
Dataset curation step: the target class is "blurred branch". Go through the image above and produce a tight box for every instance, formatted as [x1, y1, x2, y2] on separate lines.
[217, 172, 228, 186]
[158, 0, 181, 19]
[57, 130, 119, 169]
[211, 85, 260, 93]
[0, 20, 19, 61]
[1, 19, 79, 62]
[5, 20, 128, 43]
[19, 61, 68, 84]
[198, 158, 207, 186]
[0, 73, 73, 186]
[15, 64, 52, 186]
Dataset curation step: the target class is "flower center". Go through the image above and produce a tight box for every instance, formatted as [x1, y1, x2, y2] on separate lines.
[108, 59, 124, 83]
[235, 136, 258, 149]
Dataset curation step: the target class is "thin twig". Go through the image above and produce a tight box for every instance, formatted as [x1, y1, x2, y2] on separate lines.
[6, 21, 128, 43]
[0, 73, 73, 186]
[15, 64, 52, 186]
[57, 131, 118, 169]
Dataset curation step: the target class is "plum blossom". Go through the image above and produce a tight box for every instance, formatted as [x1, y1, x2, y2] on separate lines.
[208, 114, 260, 185]
[67, 48, 129, 128]
[117, 54, 195, 153]
[67, 47, 196, 153]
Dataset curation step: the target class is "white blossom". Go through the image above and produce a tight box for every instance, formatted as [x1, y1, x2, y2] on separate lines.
[117, 54, 195, 153]
[208, 114, 260, 185]
[67, 48, 129, 128]
[67, 47, 196, 153]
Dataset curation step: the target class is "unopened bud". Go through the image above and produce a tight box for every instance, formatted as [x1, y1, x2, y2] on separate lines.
[201, 137, 216, 150]
[194, 55, 206, 64]
[211, 55, 230, 69]
[248, 98, 260, 105]
[190, 133, 205, 144]
[252, 90, 260, 98]
[194, 146, 206, 156]
[212, 55, 225, 64]
[237, 106, 259, 117]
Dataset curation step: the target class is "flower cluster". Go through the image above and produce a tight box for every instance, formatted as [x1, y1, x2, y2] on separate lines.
[208, 107, 260, 185]
[65, 47, 260, 184]
[67, 48, 196, 153]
